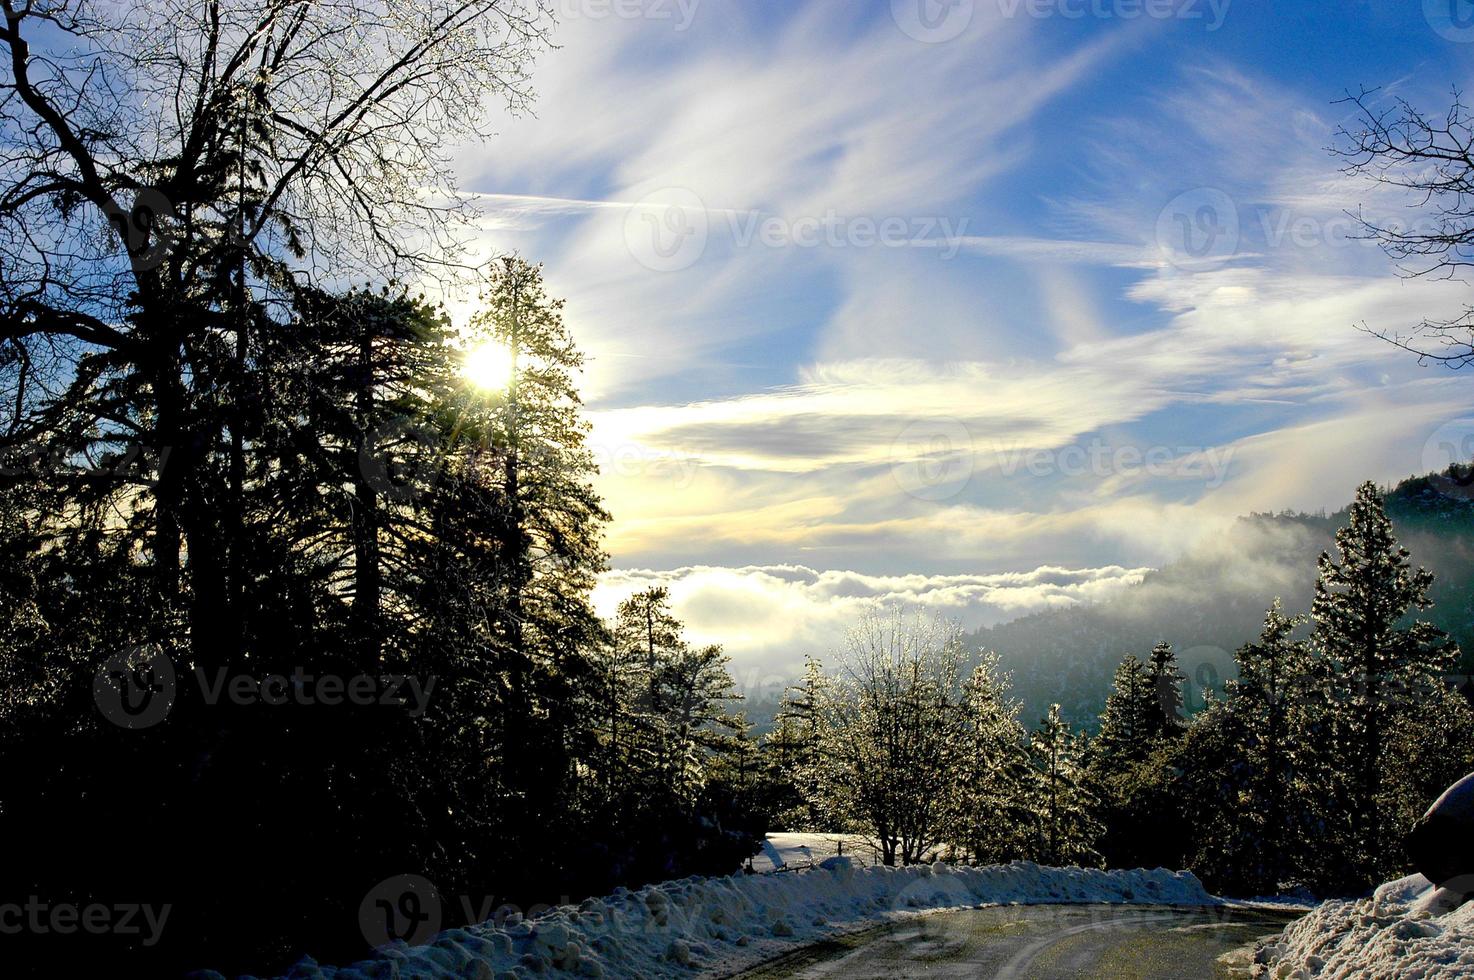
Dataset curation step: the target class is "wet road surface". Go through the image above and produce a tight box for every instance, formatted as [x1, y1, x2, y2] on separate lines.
[732, 904, 1300, 979]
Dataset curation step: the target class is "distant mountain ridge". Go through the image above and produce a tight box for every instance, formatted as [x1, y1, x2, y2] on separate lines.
[966, 471, 1474, 730]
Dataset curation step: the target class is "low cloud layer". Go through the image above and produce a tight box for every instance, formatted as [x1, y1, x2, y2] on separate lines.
[592, 562, 1151, 684]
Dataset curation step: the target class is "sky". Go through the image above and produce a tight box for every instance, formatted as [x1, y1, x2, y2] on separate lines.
[448, 0, 1474, 675]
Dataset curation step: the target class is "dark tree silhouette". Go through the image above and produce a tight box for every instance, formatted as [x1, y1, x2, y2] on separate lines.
[1333, 87, 1474, 367]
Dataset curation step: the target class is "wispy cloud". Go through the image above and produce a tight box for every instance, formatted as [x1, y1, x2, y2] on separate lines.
[435, 5, 1474, 593]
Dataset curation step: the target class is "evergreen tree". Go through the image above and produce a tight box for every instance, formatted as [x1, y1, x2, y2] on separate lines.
[1142, 641, 1187, 742]
[760, 655, 831, 829]
[593, 587, 760, 879]
[1092, 655, 1155, 767]
[1311, 481, 1457, 886]
[1088, 646, 1189, 869]
[1225, 599, 1313, 891]
[469, 257, 610, 674]
[946, 654, 1035, 864]
[651, 643, 747, 802]
[1028, 704, 1101, 867]
[610, 586, 688, 786]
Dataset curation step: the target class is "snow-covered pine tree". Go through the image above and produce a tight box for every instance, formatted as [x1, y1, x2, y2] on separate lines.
[946, 653, 1035, 864]
[607, 586, 686, 794]
[1228, 598, 1312, 892]
[1092, 655, 1155, 767]
[1311, 481, 1457, 886]
[763, 655, 831, 829]
[1088, 646, 1188, 869]
[1029, 704, 1101, 867]
[650, 642, 746, 803]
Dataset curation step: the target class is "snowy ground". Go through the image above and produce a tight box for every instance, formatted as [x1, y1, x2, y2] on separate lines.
[746, 833, 881, 873]
[1253, 873, 1474, 978]
[246, 860, 1220, 980]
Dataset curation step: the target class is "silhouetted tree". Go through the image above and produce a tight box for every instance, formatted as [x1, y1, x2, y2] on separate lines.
[1334, 87, 1474, 367]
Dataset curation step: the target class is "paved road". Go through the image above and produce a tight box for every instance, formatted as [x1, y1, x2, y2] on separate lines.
[733, 905, 1300, 979]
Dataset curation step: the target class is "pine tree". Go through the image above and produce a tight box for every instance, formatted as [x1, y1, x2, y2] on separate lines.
[762, 655, 830, 829]
[650, 642, 746, 802]
[1142, 641, 1187, 743]
[611, 586, 687, 779]
[469, 257, 610, 673]
[947, 654, 1034, 864]
[1311, 481, 1457, 886]
[1093, 655, 1155, 767]
[1029, 704, 1101, 867]
[1231, 599, 1312, 890]
[1088, 646, 1188, 870]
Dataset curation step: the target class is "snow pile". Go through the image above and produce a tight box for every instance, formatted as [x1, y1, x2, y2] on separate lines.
[251, 860, 1216, 980]
[1253, 873, 1474, 978]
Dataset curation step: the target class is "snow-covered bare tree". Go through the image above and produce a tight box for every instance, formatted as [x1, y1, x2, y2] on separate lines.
[811, 611, 966, 866]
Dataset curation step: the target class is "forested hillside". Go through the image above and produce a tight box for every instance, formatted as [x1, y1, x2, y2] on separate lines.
[968, 472, 1474, 729]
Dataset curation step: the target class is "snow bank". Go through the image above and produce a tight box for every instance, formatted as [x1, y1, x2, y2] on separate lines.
[1253, 873, 1474, 979]
[250, 861, 1216, 980]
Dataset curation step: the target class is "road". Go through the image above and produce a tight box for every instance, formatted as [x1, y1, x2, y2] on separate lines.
[731, 904, 1300, 979]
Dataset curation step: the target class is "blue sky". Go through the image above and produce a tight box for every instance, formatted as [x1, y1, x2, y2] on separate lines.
[445, 0, 1474, 672]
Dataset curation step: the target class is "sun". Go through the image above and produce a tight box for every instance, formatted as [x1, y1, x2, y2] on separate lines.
[462, 340, 514, 391]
